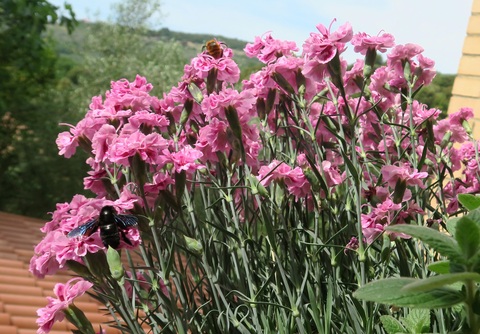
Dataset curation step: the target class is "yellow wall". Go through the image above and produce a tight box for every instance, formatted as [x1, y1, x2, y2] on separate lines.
[448, 0, 480, 138]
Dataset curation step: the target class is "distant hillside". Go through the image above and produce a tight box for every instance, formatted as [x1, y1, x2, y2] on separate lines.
[49, 21, 262, 77]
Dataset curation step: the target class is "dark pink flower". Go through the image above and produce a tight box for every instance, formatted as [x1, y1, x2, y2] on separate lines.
[344, 236, 359, 254]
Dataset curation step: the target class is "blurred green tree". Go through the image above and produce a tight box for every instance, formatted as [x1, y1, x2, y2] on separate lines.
[0, 0, 80, 217]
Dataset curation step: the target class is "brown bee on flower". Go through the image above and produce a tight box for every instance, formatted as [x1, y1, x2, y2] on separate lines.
[204, 39, 226, 59]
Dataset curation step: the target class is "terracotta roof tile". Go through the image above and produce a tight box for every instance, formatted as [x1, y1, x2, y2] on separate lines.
[0, 211, 123, 334]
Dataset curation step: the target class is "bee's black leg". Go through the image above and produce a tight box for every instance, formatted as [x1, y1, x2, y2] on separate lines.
[120, 229, 133, 246]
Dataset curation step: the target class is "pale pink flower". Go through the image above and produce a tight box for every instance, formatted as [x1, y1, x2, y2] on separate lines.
[381, 164, 429, 188]
[362, 198, 411, 244]
[322, 161, 344, 187]
[109, 130, 169, 166]
[190, 49, 240, 84]
[433, 108, 473, 144]
[387, 43, 424, 65]
[257, 160, 292, 186]
[159, 147, 205, 173]
[302, 20, 353, 63]
[244, 32, 298, 63]
[351, 31, 395, 55]
[36, 278, 93, 334]
[91, 124, 117, 163]
[361, 213, 384, 244]
[56, 131, 79, 158]
[128, 110, 170, 130]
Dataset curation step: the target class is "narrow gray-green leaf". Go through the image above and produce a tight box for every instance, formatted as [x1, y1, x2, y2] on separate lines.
[402, 272, 480, 293]
[354, 277, 464, 308]
[386, 225, 462, 261]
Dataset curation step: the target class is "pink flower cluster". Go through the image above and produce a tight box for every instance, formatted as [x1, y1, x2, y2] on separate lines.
[33, 19, 480, 332]
[43, 20, 478, 260]
[30, 195, 141, 278]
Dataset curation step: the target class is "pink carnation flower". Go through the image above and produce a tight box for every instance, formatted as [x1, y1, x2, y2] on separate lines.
[302, 20, 353, 63]
[36, 278, 93, 334]
[244, 32, 298, 63]
[159, 146, 205, 173]
[381, 164, 429, 189]
[351, 31, 395, 55]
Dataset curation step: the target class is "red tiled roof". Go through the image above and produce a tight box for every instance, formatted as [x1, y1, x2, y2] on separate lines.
[0, 211, 122, 334]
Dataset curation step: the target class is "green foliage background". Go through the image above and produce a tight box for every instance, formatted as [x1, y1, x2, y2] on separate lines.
[0, 0, 454, 218]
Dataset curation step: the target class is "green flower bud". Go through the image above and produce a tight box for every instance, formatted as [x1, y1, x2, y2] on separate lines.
[129, 153, 147, 187]
[256, 97, 266, 120]
[248, 175, 269, 198]
[184, 235, 203, 255]
[363, 48, 377, 78]
[393, 178, 407, 204]
[206, 68, 218, 94]
[107, 246, 124, 281]
[187, 82, 204, 104]
[272, 72, 295, 95]
[179, 99, 194, 128]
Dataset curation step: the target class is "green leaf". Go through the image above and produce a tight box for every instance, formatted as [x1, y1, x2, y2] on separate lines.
[353, 277, 464, 308]
[428, 260, 450, 274]
[406, 309, 430, 333]
[386, 225, 462, 261]
[466, 208, 480, 228]
[64, 304, 96, 334]
[455, 216, 480, 259]
[380, 315, 406, 334]
[402, 272, 480, 292]
[458, 194, 480, 211]
[446, 217, 460, 236]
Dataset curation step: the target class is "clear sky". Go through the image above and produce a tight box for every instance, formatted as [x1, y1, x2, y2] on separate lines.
[51, 0, 473, 74]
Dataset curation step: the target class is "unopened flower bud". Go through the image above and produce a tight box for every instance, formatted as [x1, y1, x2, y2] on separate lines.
[107, 246, 124, 281]
[272, 72, 295, 95]
[248, 175, 269, 197]
[184, 235, 203, 255]
[187, 82, 204, 104]
[179, 99, 194, 128]
[363, 48, 377, 78]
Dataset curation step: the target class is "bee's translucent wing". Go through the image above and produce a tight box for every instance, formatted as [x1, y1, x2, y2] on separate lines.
[115, 214, 138, 229]
[67, 219, 99, 238]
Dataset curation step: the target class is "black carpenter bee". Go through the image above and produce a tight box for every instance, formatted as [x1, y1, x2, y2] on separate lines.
[67, 206, 138, 249]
